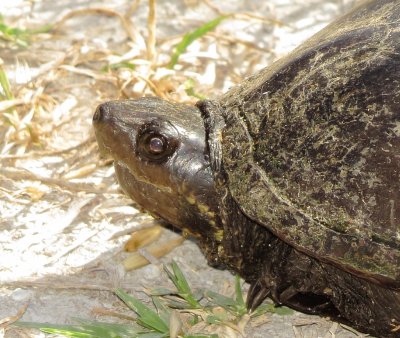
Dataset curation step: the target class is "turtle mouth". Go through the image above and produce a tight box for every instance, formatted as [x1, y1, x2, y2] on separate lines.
[114, 160, 173, 194]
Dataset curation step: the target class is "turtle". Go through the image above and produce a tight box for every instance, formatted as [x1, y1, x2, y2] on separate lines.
[93, 0, 400, 336]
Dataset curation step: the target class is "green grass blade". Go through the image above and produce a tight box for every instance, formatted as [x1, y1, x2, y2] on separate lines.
[204, 289, 237, 308]
[150, 287, 177, 296]
[170, 261, 192, 294]
[0, 62, 20, 128]
[164, 261, 201, 308]
[114, 288, 169, 333]
[14, 321, 141, 338]
[0, 65, 14, 100]
[204, 287, 247, 317]
[0, 15, 52, 47]
[205, 314, 224, 325]
[168, 15, 230, 68]
[151, 296, 171, 325]
[234, 275, 245, 308]
[33, 328, 91, 337]
[162, 298, 197, 310]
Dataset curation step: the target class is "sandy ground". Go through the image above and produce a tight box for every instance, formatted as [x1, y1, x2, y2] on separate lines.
[0, 0, 367, 337]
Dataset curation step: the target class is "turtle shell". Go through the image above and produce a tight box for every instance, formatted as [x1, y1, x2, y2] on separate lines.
[199, 0, 400, 288]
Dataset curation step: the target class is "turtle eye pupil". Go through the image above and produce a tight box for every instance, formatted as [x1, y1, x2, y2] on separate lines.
[148, 136, 165, 154]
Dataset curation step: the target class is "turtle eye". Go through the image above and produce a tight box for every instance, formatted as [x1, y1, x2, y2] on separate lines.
[137, 131, 177, 161]
[146, 134, 167, 155]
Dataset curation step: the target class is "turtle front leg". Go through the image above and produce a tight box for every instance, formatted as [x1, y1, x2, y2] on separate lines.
[247, 275, 339, 316]
[277, 286, 339, 316]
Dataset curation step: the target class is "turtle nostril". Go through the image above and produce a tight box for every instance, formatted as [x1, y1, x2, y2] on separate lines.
[93, 104, 109, 124]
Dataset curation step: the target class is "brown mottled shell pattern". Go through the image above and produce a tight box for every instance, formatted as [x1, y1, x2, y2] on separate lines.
[210, 0, 400, 287]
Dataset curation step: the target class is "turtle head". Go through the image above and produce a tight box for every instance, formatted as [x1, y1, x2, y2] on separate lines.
[93, 97, 221, 241]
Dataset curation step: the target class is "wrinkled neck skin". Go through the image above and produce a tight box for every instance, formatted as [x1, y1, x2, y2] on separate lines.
[196, 99, 277, 279]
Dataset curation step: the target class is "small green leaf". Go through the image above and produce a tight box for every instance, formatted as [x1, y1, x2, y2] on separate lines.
[186, 314, 201, 326]
[114, 288, 169, 333]
[168, 15, 230, 68]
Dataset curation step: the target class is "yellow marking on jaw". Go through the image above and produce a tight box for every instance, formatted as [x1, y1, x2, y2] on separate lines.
[185, 193, 215, 218]
[182, 229, 192, 238]
[214, 229, 224, 241]
[186, 194, 197, 205]
[197, 203, 210, 214]
[185, 192, 218, 229]
[196, 202, 218, 226]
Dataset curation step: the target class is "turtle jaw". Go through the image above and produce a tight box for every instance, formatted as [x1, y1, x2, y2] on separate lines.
[114, 161, 182, 226]
[114, 160, 222, 242]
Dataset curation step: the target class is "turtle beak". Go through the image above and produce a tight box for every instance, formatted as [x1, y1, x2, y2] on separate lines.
[93, 102, 137, 159]
[93, 103, 113, 157]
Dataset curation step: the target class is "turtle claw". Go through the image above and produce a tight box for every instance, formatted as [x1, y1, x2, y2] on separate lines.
[247, 279, 270, 312]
